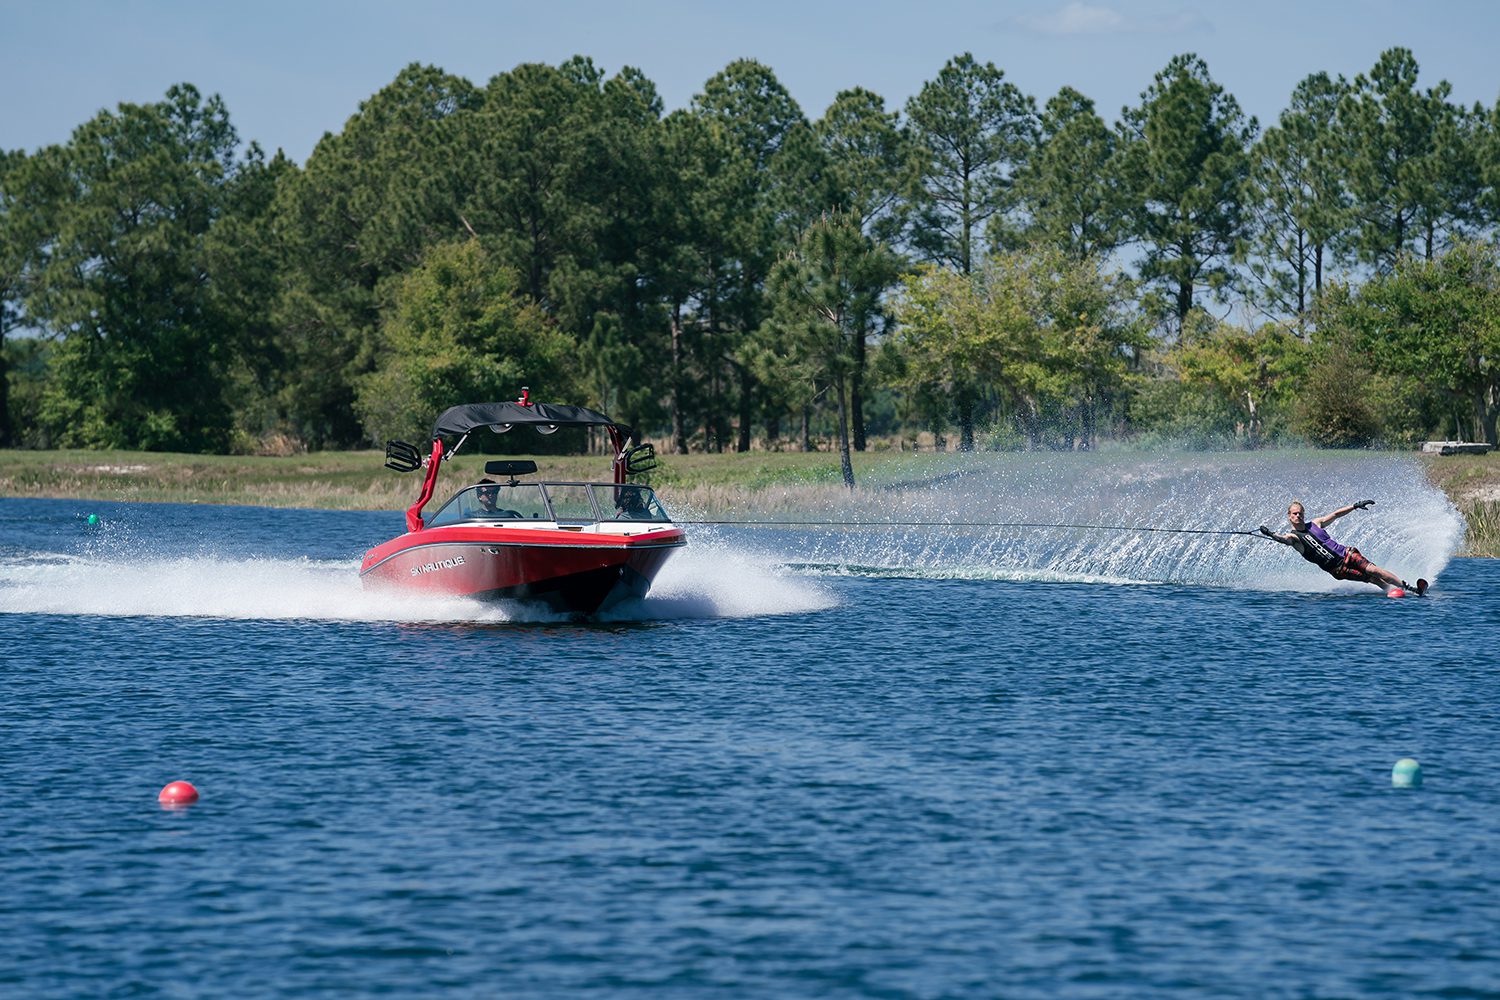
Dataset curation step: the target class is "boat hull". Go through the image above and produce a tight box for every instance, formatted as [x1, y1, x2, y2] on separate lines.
[359, 526, 685, 614]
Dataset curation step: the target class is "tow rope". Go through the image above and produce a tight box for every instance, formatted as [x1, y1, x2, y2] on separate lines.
[677, 519, 1270, 537]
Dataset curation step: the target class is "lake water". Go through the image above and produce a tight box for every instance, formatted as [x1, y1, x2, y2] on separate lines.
[3, 452, 1498, 998]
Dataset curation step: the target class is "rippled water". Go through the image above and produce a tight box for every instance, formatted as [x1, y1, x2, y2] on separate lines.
[3, 453, 1497, 998]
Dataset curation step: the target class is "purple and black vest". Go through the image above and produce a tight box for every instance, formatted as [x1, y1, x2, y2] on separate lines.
[1291, 522, 1345, 572]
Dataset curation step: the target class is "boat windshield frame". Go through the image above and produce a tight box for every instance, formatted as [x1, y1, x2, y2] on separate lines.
[424, 482, 671, 528]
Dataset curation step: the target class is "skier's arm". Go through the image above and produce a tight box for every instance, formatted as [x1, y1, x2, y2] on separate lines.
[1316, 499, 1373, 527]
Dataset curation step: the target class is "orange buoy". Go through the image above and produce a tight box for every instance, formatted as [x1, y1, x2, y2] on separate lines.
[1386, 588, 1406, 599]
[158, 780, 200, 805]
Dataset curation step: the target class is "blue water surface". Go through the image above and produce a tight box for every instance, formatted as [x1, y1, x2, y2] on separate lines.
[2, 495, 1498, 999]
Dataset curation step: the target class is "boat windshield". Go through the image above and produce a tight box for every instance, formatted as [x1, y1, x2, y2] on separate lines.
[542, 484, 597, 522]
[428, 483, 549, 526]
[425, 482, 671, 526]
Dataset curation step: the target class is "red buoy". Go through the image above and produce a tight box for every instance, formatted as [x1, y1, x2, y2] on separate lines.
[158, 780, 200, 805]
[1386, 588, 1406, 599]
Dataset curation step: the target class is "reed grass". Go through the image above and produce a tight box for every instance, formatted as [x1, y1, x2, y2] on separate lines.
[1461, 500, 1500, 557]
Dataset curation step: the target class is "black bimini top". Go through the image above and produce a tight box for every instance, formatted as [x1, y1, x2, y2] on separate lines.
[432, 401, 618, 439]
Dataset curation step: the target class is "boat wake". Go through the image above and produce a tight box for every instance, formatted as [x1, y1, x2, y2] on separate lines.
[781, 560, 1160, 588]
[0, 542, 837, 623]
[603, 541, 838, 620]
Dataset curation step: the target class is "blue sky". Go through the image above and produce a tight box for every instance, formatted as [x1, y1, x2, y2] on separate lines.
[3, 0, 1497, 164]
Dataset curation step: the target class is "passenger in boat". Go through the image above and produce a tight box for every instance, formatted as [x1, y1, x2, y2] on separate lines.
[1259, 499, 1424, 594]
[614, 489, 650, 519]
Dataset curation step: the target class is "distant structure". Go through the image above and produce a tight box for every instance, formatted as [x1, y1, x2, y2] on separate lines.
[1421, 441, 1493, 456]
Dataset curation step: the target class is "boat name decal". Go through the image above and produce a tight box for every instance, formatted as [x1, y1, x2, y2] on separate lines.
[411, 554, 466, 576]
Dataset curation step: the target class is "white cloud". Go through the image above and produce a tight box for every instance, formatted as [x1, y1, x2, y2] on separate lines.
[1028, 2, 1126, 34]
[1009, 3, 1212, 36]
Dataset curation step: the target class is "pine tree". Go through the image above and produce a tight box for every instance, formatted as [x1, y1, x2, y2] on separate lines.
[905, 53, 1037, 276]
[1014, 86, 1126, 260]
[1245, 72, 1350, 328]
[1118, 54, 1255, 331]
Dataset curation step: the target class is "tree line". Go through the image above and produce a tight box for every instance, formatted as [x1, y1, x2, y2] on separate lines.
[2, 48, 1498, 482]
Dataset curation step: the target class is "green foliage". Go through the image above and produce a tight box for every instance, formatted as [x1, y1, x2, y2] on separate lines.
[1293, 336, 1380, 447]
[1126, 375, 1242, 449]
[353, 240, 580, 444]
[1245, 72, 1350, 325]
[691, 60, 822, 451]
[816, 88, 911, 244]
[519, 64, 671, 432]
[886, 262, 994, 448]
[1317, 241, 1500, 443]
[760, 212, 901, 485]
[1118, 54, 1255, 328]
[2, 335, 50, 447]
[1338, 48, 1482, 267]
[815, 88, 910, 448]
[1486, 103, 1500, 225]
[1168, 315, 1308, 446]
[1013, 87, 1126, 259]
[905, 53, 1038, 274]
[7, 52, 1500, 458]
[12, 84, 264, 451]
[211, 148, 298, 452]
[273, 64, 480, 446]
[466, 59, 611, 304]
[890, 248, 1140, 449]
[0, 148, 32, 445]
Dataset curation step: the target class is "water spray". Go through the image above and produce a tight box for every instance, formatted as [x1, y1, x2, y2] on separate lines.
[669, 451, 1463, 591]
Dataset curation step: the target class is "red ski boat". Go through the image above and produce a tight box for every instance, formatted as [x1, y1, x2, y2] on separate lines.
[360, 391, 685, 614]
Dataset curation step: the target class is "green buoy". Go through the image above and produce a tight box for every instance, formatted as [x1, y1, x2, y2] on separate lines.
[1392, 758, 1423, 788]
[86, 514, 99, 527]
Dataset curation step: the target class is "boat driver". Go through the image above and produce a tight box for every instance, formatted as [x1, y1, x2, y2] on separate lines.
[475, 482, 501, 514]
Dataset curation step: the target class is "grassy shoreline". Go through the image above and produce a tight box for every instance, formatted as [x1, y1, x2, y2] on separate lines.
[3, 446, 1497, 556]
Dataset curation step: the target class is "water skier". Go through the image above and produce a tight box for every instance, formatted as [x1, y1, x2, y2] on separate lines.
[1259, 499, 1426, 595]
